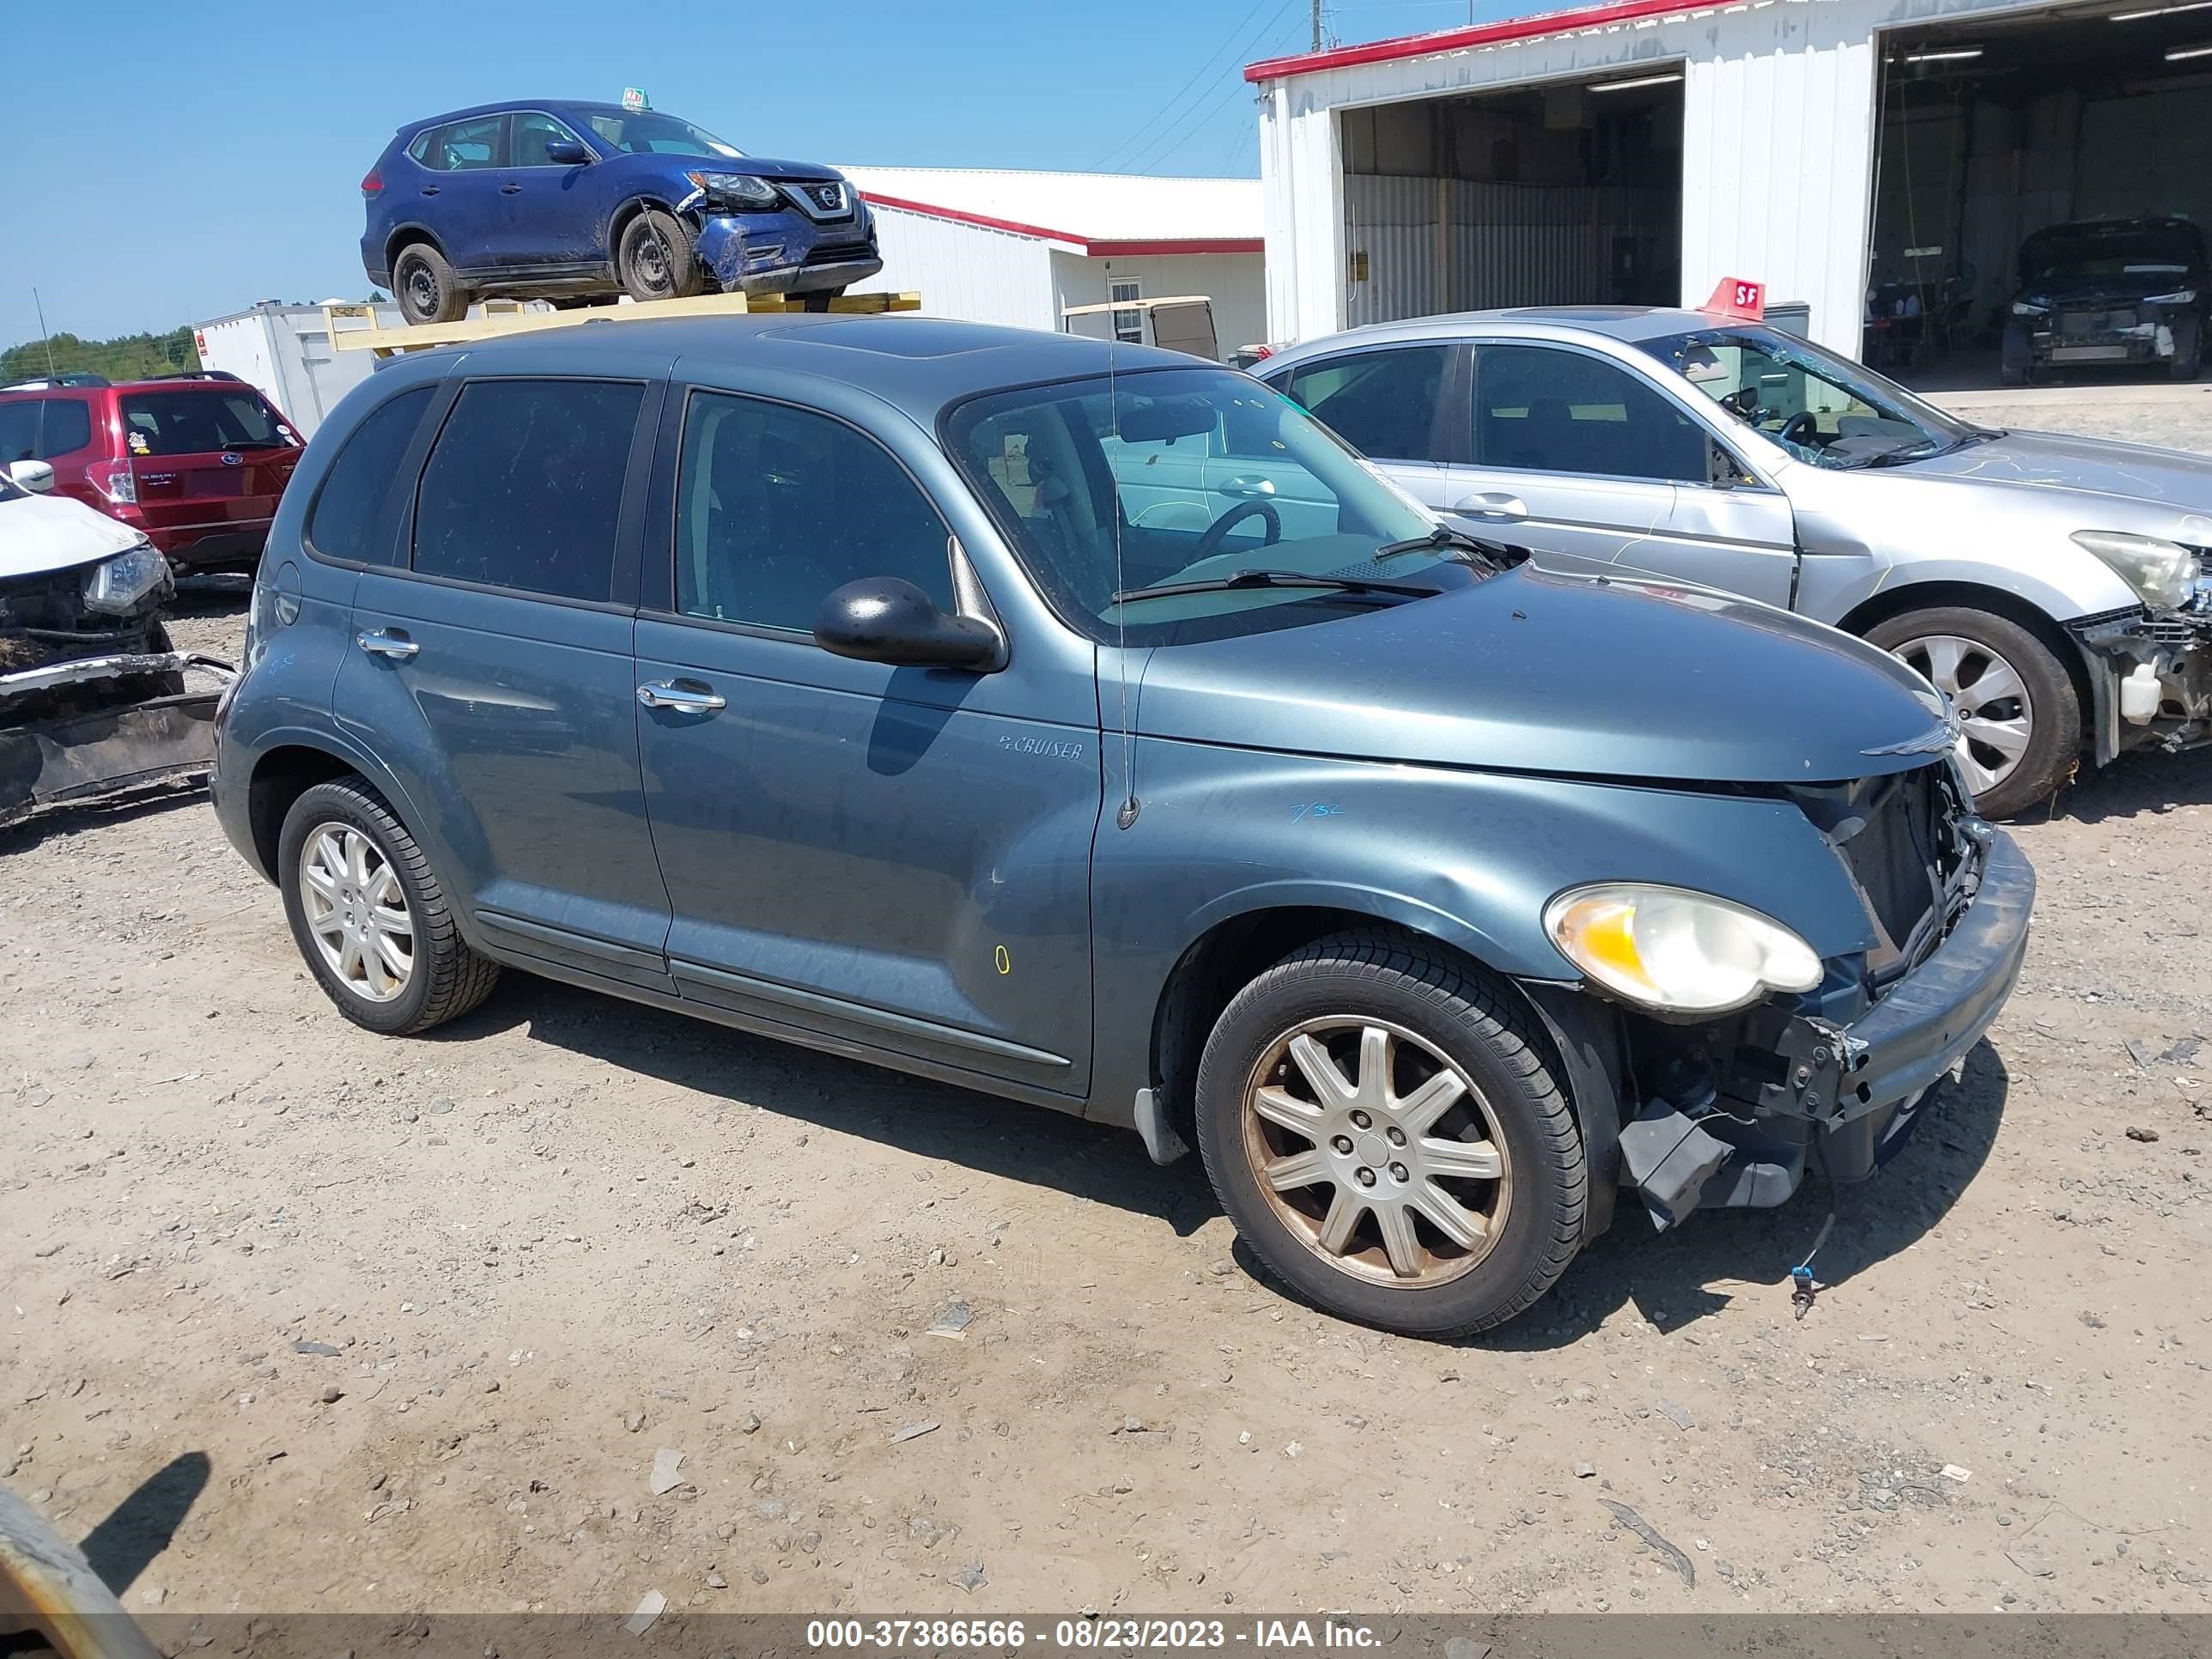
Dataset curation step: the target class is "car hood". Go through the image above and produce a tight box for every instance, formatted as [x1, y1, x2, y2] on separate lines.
[0, 492, 143, 580]
[1133, 565, 1952, 784]
[2019, 271, 2196, 306]
[1893, 427, 2212, 517]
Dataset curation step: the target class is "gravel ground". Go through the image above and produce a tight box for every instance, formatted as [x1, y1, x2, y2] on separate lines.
[3, 386, 2209, 1624]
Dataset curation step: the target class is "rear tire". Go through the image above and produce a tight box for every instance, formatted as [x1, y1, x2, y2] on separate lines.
[618, 210, 707, 303]
[277, 775, 499, 1036]
[1865, 606, 2081, 819]
[1194, 931, 1585, 1339]
[392, 243, 465, 326]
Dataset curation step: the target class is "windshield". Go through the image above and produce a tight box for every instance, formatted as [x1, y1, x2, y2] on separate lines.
[945, 368, 1475, 646]
[583, 111, 743, 159]
[2024, 230, 2200, 283]
[1639, 325, 1980, 470]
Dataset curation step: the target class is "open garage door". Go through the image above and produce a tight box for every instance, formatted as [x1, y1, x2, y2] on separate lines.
[1871, 3, 2212, 384]
[1339, 70, 1683, 327]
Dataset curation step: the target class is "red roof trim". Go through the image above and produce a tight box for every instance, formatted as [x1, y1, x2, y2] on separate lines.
[860, 193, 1260, 258]
[1086, 237, 1264, 257]
[1245, 0, 1701, 82]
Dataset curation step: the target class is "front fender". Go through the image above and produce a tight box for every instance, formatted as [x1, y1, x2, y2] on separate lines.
[1085, 736, 1873, 1124]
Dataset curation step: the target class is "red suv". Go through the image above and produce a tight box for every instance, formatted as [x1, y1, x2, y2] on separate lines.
[0, 370, 304, 570]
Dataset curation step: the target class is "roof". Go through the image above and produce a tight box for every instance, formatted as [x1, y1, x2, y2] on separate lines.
[837, 167, 1262, 257]
[397, 314, 1208, 427]
[1246, 0, 1705, 82]
[400, 97, 635, 130]
[1261, 307, 1730, 365]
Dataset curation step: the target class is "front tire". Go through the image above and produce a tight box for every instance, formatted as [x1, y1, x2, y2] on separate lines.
[617, 210, 707, 303]
[1866, 606, 2081, 818]
[1194, 931, 1585, 1338]
[392, 243, 465, 326]
[2172, 318, 2203, 381]
[277, 776, 499, 1036]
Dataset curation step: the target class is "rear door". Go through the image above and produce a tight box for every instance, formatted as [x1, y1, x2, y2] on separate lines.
[331, 371, 674, 988]
[415, 113, 512, 276]
[1451, 341, 1797, 605]
[117, 385, 303, 553]
[1267, 342, 1468, 512]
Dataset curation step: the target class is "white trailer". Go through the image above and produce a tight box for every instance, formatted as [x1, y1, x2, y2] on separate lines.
[193, 302, 402, 437]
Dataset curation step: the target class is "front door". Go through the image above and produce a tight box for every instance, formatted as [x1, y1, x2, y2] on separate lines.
[633, 387, 1100, 1096]
[331, 374, 673, 990]
[1449, 342, 1798, 607]
[505, 110, 599, 272]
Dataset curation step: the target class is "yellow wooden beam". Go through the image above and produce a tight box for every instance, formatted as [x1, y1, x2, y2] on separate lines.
[326, 292, 921, 356]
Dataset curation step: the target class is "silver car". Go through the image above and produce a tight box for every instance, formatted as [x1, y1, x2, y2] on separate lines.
[1257, 308, 2212, 817]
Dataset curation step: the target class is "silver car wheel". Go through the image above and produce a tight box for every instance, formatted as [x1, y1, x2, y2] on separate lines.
[1890, 632, 2034, 797]
[297, 822, 414, 1004]
[1241, 1016, 1510, 1287]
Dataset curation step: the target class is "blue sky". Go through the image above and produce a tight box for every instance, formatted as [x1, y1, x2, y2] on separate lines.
[0, 1, 1515, 348]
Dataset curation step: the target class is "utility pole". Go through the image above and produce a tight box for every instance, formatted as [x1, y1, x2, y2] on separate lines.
[1311, 1, 1322, 51]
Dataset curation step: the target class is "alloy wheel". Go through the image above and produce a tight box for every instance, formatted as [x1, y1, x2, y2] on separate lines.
[1240, 1017, 1510, 1286]
[1890, 633, 2034, 796]
[297, 823, 414, 1004]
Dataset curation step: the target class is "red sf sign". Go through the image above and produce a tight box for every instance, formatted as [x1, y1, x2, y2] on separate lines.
[1702, 277, 1765, 320]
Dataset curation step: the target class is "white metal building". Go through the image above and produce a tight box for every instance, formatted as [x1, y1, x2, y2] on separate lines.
[1250, 0, 2212, 360]
[841, 167, 1266, 356]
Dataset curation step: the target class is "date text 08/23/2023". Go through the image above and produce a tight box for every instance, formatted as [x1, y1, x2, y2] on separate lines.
[804, 1617, 1387, 1651]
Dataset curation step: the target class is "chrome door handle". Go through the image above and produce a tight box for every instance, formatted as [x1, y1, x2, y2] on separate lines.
[1455, 492, 1528, 522]
[636, 679, 726, 713]
[1218, 477, 1277, 497]
[356, 629, 419, 659]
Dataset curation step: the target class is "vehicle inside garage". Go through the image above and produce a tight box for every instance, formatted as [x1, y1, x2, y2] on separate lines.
[1871, 2, 2212, 380]
[1338, 70, 1682, 326]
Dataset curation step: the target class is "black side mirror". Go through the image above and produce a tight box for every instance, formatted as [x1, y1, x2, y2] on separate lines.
[816, 578, 1004, 672]
[543, 138, 591, 166]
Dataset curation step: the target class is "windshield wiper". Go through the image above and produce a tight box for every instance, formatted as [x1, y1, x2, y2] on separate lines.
[1372, 524, 1505, 565]
[1109, 568, 1437, 605]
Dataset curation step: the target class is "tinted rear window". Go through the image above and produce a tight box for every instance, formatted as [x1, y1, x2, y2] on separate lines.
[411, 379, 643, 602]
[307, 387, 434, 564]
[120, 389, 286, 457]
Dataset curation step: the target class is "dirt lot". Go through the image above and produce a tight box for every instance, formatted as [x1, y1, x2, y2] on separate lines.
[4, 386, 2210, 1624]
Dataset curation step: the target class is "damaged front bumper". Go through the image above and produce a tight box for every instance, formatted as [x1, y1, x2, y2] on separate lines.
[690, 211, 884, 296]
[2073, 603, 2212, 765]
[1, 650, 236, 831]
[1616, 829, 2034, 1228]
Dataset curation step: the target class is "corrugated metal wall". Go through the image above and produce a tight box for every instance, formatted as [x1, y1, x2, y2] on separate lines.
[850, 206, 1060, 332]
[1342, 173, 1672, 325]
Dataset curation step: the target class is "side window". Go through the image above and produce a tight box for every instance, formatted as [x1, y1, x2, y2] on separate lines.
[306, 387, 434, 564]
[413, 380, 644, 601]
[1472, 345, 1705, 483]
[1275, 346, 1454, 464]
[0, 404, 36, 463]
[675, 392, 953, 632]
[513, 112, 584, 167]
[40, 398, 92, 457]
[427, 115, 503, 172]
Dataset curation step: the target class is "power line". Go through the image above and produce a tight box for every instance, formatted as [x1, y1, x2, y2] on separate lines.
[1124, 0, 1300, 175]
[1091, 0, 1277, 173]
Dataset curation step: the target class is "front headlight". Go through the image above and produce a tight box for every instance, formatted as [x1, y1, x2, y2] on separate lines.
[1545, 884, 1824, 1015]
[80, 544, 172, 615]
[2071, 529, 2198, 611]
[2147, 289, 2198, 306]
[685, 170, 781, 210]
[2010, 300, 2049, 317]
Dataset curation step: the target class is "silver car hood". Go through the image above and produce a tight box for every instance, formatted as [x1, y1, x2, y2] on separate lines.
[1901, 427, 2212, 517]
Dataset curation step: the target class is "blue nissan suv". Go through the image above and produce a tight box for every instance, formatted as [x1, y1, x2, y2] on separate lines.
[361, 100, 883, 325]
